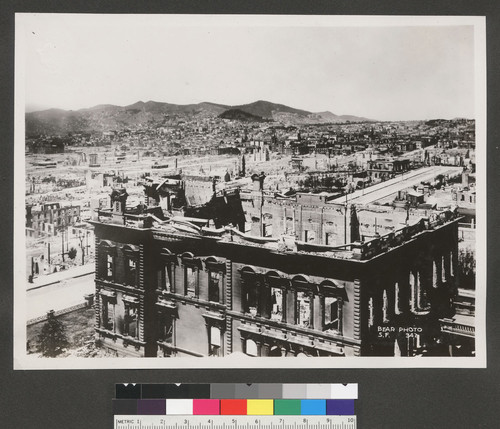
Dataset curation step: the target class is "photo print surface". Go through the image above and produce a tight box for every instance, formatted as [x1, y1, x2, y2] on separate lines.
[14, 14, 486, 369]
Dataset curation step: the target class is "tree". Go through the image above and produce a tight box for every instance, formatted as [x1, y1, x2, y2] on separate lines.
[458, 248, 476, 290]
[68, 247, 77, 260]
[241, 155, 246, 177]
[38, 311, 69, 357]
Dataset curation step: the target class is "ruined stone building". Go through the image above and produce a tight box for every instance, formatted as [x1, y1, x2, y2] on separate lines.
[367, 158, 410, 180]
[440, 288, 475, 356]
[90, 188, 464, 358]
[26, 202, 81, 238]
[240, 173, 441, 247]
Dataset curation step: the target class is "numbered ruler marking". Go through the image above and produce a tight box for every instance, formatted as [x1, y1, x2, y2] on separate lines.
[114, 415, 356, 429]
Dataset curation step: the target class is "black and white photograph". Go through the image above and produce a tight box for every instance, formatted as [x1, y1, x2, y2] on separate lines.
[14, 14, 486, 369]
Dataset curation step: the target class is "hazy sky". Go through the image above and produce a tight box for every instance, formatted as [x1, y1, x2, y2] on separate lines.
[17, 14, 478, 121]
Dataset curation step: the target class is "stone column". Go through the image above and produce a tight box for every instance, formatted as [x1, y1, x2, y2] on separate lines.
[261, 343, 271, 357]
[353, 279, 361, 343]
[308, 291, 315, 329]
[138, 244, 145, 290]
[94, 237, 101, 329]
[283, 207, 287, 235]
[255, 278, 262, 317]
[404, 271, 413, 315]
[256, 340, 262, 357]
[382, 289, 389, 323]
[286, 289, 295, 324]
[410, 270, 417, 313]
[281, 289, 288, 324]
[319, 208, 324, 244]
[393, 282, 400, 316]
[138, 295, 145, 342]
[260, 281, 271, 319]
[225, 260, 233, 355]
[443, 254, 450, 283]
[374, 287, 384, 326]
[432, 259, 439, 289]
[450, 249, 457, 278]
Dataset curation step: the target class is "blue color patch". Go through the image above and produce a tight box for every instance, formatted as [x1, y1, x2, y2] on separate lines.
[300, 400, 326, 415]
[326, 399, 355, 415]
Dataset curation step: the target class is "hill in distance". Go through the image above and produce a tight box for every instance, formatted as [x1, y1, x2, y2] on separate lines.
[230, 100, 311, 119]
[26, 99, 374, 136]
[218, 108, 268, 122]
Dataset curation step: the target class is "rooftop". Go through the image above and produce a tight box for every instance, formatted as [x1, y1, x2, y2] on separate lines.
[94, 206, 460, 262]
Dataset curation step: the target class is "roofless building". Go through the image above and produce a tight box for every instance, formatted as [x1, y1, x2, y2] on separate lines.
[90, 188, 461, 358]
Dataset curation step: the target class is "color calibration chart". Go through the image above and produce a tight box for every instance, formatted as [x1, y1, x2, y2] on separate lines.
[114, 384, 357, 429]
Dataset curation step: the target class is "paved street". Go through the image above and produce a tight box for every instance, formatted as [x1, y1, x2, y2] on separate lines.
[332, 165, 463, 205]
[26, 271, 95, 320]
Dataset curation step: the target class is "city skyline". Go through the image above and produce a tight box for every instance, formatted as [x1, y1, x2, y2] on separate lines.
[19, 14, 476, 121]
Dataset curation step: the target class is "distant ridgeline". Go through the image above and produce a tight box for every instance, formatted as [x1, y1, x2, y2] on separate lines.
[25, 100, 374, 136]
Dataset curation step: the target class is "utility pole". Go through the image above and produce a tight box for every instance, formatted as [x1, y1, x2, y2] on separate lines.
[260, 188, 264, 237]
[78, 231, 85, 265]
[61, 226, 65, 262]
[344, 192, 348, 245]
[86, 231, 90, 255]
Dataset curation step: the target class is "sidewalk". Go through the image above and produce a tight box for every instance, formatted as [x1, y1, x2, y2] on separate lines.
[27, 264, 95, 291]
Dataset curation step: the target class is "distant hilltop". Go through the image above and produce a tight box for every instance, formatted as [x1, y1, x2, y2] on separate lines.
[25, 99, 375, 136]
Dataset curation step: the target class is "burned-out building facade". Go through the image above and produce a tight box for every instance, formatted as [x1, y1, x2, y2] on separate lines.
[26, 202, 81, 238]
[91, 189, 463, 358]
[367, 158, 411, 181]
[240, 173, 447, 247]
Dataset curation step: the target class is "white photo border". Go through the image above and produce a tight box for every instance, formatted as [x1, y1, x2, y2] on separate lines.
[14, 13, 487, 369]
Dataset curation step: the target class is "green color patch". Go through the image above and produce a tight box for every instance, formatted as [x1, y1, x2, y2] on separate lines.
[274, 399, 301, 415]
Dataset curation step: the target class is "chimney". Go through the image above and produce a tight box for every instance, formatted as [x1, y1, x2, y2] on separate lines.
[462, 172, 469, 187]
[251, 172, 266, 191]
[110, 188, 128, 225]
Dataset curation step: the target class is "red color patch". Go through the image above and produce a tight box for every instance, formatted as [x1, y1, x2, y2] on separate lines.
[220, 399, 247, 415]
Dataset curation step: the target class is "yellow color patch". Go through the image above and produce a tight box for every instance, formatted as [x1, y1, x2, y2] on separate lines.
[247, 399, 274, 415]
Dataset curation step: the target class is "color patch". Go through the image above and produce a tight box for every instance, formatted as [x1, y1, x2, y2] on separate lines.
[116, 383, 358, 400]
[113, 399, 138, 415]
[137, 399, 166, 415]
[282, 384, 307, 399]
[211, 384, 236, 399]
[142, 384, 167, 399]
[301, 400, 326, 415]
[326, 400, 355, 415]
[274, 400, 301, 415]
[166, 399, 193, 415]
[164, 384, 191, 398]
[220, 399, 247, 415]
[187, 384, 211, 399]
[306, 384, 331, 399]
[330, 384, 358, 399]
[247, 400, 274, 415]
[258, 384, 283, 399]
[116, 384, 141, 399]
[193, 399, 220, 415]
[235, 384, 259, 399]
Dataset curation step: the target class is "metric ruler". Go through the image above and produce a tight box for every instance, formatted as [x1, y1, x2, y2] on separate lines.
[114, 415, 357, 429]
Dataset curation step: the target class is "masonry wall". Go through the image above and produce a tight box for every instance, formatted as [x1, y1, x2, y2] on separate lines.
[242, 194, 438, 247]
[175, 303, 210, 356]
[92, 216, 460, 358]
